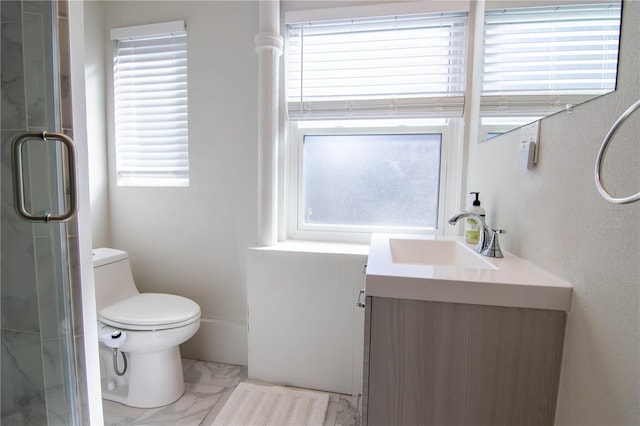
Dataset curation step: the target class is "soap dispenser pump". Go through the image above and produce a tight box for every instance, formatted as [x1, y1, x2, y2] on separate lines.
[465, 192, 486, 244]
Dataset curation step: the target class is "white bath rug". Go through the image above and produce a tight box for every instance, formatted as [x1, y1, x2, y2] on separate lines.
[213, 382, 330, 426]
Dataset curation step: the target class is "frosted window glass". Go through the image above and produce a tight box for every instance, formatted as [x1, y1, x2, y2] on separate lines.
[302, 134, 441, 229]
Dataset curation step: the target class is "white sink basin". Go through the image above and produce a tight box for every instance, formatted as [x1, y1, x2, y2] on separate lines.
[366, 234, 572, 311]
[389, 238, 495, 270]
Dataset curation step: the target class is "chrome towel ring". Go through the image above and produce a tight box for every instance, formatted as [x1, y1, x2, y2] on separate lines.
[594, 99, 640, 204]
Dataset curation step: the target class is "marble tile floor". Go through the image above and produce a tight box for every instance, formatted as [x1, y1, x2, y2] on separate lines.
[103, 359, 361, 426]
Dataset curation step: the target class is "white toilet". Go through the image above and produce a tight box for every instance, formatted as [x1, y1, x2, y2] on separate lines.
[93, 248, 201, 408]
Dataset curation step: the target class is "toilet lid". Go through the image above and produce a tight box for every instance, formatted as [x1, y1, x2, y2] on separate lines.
[99, 293, 201, 331]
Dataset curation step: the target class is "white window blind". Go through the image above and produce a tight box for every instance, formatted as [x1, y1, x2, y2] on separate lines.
[112, 21, 188, 187]
[482, 3, 621, 116]
[286, 12, 468, 120]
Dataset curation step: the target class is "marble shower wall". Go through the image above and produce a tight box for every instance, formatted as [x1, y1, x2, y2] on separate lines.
[1, 1, 77, 424]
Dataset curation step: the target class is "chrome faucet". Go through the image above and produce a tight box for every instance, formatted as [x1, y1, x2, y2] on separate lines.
[448, 211, 505, 258]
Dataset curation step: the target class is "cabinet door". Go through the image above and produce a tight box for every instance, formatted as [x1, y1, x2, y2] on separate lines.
[248, 250, 366, 395]
[365, 297, 566, 426]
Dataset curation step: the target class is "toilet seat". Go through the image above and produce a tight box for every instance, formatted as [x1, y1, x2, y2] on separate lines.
[99, 293, 201, 331]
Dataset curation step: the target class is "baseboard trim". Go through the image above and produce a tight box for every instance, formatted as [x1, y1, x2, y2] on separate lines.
[180, 317, 247, 365]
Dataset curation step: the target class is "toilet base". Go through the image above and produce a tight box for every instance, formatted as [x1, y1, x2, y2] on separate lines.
[100, 345, 186, 408]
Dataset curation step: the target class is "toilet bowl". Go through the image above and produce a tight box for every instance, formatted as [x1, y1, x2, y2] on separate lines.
[93, 248, 201, 408]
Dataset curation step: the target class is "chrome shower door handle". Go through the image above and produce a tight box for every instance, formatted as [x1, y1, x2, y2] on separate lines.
[12, 131, 78, 223]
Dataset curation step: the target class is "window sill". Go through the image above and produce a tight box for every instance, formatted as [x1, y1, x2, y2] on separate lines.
[248, 240, 369, 256]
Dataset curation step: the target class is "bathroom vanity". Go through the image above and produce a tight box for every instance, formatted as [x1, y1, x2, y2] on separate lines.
[363, 234, 572, 426]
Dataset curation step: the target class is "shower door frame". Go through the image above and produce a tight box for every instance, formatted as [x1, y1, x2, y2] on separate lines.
[66, 1, 104, 423]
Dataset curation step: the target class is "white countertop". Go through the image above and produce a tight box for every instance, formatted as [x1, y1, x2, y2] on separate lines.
[366, 234, 572, 311]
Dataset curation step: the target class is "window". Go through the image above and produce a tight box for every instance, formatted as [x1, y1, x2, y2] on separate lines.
[111, 21, 188, 187]
[288, 120, 455, 241]
[481, 3, 621, 119]
[284, 10, 467, 240]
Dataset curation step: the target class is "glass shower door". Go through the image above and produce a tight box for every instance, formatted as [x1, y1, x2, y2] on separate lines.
[1, 0, 81, 424]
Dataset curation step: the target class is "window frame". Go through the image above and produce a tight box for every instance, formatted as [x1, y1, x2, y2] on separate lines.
[281, 4, 468, 244]
[285, 120, 462, 243]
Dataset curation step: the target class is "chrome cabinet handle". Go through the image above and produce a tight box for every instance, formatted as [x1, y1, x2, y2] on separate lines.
[357, 289, 366, 308]
[12, 131, 78, 223]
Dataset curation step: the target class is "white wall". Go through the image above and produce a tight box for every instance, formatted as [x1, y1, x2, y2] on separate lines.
[103, 1, 259, 365]
[83, 0, 109, 248]
[465, 1, 640, 424]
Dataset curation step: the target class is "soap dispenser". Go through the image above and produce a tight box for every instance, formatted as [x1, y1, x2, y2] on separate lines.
[465, 192, 486, 244]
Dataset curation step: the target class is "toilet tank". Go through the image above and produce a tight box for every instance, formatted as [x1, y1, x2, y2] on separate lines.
[93, 248, 140, 311]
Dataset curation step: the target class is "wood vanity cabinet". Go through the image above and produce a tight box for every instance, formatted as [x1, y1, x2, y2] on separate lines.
[362, 296, 566, 426]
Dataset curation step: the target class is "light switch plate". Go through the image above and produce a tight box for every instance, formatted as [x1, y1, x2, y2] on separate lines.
[518, 121, 540, 169]
[518, 141, 536, 169]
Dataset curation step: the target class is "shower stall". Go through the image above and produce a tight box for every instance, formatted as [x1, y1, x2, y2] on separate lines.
[1, 0, 94, 423]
